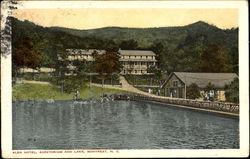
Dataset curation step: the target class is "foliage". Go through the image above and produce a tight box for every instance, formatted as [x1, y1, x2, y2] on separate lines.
[204, 82, 216, 91]
[197, 43, 232, 72]
[12, 18, 238, 74]
[119, 39, 138, 49]
[49, 47, 90, 93]
[186, 83, 201, 99]
[147, 65, 162, 79]
[12, 37, 41, 69]
[225, 78, 239, 103]
[92, 45, 122, 79]
[11, 17, 113, 67]
[62, 75, 87, 94]
[12, 37, 42, 83]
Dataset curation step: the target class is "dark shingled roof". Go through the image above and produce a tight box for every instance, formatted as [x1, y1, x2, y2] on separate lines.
[66, 49, 156, 56]
[119, 50, 155, 56]
[162, 72, 238, 89]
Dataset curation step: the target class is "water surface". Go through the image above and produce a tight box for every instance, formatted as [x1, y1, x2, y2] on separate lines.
[12, 99, 239, 149]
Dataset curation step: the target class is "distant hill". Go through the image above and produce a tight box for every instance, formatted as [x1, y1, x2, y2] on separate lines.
[50, 21, 238, 49]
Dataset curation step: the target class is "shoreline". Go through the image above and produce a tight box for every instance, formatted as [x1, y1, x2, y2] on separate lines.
[113, 94, 239, 119]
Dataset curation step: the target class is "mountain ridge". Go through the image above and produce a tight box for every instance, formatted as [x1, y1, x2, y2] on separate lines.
[50, 20, 233, 31]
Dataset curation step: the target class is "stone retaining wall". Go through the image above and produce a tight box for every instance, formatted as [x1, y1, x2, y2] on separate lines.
[112, 93, 239, 115]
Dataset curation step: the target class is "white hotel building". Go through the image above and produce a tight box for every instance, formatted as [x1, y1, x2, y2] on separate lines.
[66, 49, 157, 75]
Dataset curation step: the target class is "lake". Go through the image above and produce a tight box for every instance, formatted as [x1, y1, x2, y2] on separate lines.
[12, 99, 239, 149]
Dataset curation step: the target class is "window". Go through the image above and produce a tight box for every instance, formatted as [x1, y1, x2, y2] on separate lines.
[173, 80, 178, 87]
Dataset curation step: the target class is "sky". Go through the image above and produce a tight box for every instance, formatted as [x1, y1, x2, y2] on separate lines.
[12, 8, 238, 30]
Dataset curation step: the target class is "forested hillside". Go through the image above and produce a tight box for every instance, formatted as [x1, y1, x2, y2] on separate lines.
[11, 17, 238, 73]
[51, 21, 237, 50]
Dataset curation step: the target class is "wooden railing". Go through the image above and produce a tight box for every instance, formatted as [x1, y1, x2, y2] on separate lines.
[112, 93, 239, 115]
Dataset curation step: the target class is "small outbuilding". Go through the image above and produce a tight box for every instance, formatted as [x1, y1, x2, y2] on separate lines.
[161, 72, 238, 101]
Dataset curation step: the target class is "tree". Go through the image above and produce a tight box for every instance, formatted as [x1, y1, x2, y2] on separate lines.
[147, 65, 162, 79]
[50, 45, 71, 93]
[119, 39, 138, 50]
[197, 43, 232, 72]
[92, 45, 122, 89]
[186, 83, 201, 99]
[12, 37, 41, 82]
[51, 50, 90, 94]
[150, 42, 164, 63]
[225, 78, 239, 103]
[62, 75, 87, 94]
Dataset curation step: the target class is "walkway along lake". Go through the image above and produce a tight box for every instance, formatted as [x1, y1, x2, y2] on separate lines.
[113, 94, 239, 118]
[13, 98, 239, 149]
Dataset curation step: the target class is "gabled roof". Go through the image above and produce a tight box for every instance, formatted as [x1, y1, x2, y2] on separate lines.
[161, 72, 238, 89]
[66, 49, 105, 55]
[119, 50, 155, 56]
[66, 49, 156, 56]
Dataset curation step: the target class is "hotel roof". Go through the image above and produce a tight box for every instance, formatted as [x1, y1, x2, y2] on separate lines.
[66, 49, 156, 56]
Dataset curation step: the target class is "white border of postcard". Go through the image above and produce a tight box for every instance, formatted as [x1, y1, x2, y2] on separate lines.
[1, 0, 249, 158]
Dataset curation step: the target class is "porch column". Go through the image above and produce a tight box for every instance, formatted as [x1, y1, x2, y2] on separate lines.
[184, 84, 186, 99]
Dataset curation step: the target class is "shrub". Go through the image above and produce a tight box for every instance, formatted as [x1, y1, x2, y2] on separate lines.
[186, 83, 201, 99]
[225, 78, 239, 103]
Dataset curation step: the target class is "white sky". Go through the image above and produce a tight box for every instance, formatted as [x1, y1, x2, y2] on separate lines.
[13, 8, 238, 29]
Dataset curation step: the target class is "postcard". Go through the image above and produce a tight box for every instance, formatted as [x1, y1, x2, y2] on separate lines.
[1, 0, 249, 158]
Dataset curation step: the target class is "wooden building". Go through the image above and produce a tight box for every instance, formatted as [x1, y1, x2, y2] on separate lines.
[66, 49, 156, 75]
[161, 72, 238, 101]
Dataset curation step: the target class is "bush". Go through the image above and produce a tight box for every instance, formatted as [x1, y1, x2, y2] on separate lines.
[186, 83, 201, 99]
[62, 75, 87, 94]
[225, 78, 239, 103]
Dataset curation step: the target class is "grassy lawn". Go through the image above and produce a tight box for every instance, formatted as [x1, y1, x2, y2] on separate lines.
[12, 83, 129, 100]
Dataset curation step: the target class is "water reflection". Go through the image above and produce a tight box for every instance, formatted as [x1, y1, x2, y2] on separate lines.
[12, 100, 239, 149]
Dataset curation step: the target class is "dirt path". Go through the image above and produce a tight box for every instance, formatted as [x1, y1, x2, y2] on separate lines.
[118, 76, 162, 98]
[18, 80, 50, 85]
